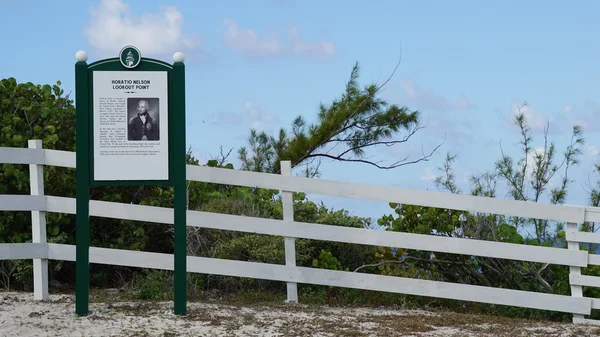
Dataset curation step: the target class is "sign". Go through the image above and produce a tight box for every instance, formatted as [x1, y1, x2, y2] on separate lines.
[74, 45, 188, 317]
[92, 71, 169, 181]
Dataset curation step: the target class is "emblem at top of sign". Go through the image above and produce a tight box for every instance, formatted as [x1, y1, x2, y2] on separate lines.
[119, 45, 141, 69]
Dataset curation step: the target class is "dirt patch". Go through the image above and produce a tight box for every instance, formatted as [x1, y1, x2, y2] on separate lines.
[1, 291, 599, 336]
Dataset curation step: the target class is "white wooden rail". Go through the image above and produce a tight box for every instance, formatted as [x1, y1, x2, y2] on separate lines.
[2, 142, 600, 323]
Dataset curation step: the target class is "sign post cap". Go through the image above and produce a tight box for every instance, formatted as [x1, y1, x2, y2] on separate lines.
[173, 52, 185, 63]
[75, 50, 88, 62]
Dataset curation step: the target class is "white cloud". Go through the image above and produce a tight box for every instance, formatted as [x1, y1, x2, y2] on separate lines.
[504, 101, 600, 137]
[288, 26, 335, 60]
[83, 0, 199, 57]
[563, 105, 575, 114]
[399, 79, 474, 111]
[555, 102, 600, 134]
[524, 147, 546, 177]
[223, 19, 282, 57]
[209, 101, 279, 132]
[420, 111, 475, 149]
[211, 111, 243, 125]
[222, 19, 334, 60]
[512, 103, 546, 129]
[507, 101, 554, 133]
[242, 101, 279, 132]
[586, 144, 600, 159]
[420, 168, 436, 181]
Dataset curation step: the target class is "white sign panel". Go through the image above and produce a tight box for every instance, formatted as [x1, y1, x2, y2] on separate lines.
[92, 71, 169, 181]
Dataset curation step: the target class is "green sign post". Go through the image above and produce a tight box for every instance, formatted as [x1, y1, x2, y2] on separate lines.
[74, 46, 187, 316]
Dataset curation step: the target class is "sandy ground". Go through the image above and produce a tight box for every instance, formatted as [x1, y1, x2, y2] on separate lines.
[1, 292, 600, 337]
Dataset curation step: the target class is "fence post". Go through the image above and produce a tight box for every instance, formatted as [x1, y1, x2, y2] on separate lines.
[567, 222, 584, 323]
[28, 140, 48, 300]
[281, 160, 298, 303]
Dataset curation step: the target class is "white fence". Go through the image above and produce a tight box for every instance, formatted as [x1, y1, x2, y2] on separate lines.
[2, 140, 600, 324]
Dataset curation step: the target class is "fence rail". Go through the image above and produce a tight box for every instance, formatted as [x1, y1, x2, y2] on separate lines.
[186, 164, 588, 224]
[2, 141, 600, 324]
[0, 241, 591, 315]
[31, 196, 589, 267]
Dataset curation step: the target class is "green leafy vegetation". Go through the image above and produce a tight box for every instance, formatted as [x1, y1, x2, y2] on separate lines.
[2, 70, 600, 323]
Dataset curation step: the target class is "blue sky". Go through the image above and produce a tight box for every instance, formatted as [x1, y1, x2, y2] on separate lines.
[2, 0, 600, 225]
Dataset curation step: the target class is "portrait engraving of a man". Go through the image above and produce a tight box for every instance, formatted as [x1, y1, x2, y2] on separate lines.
[127, 99, 159, 141]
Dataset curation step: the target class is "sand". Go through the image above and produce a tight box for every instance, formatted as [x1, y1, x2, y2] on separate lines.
[1, 292, 599, 336]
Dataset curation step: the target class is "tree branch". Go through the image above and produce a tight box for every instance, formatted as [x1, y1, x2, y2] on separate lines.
[532, 263, 553, 292]
[354, 259, 407, 273]
[335, 120, 425, 158]
[374, 45, 402, 92]
[305, 151, 431, 170]
[353, 255, 465, 273]
[295, 52, 411, 167]
[306, 130, 444, 170]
